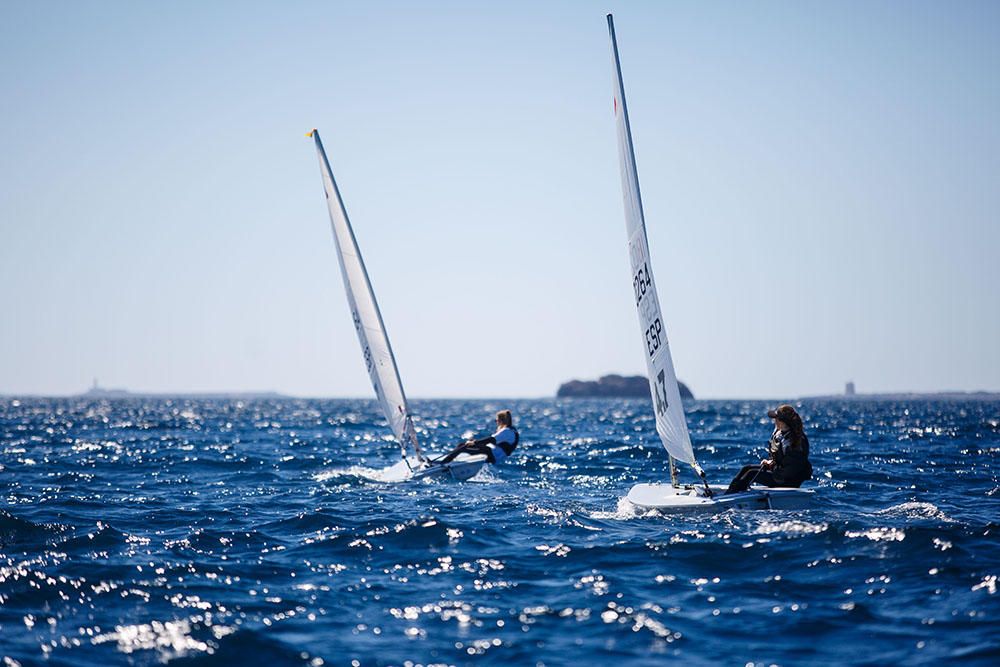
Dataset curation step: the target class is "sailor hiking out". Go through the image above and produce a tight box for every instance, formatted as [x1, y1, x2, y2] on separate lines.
[434, 410, 519, 465]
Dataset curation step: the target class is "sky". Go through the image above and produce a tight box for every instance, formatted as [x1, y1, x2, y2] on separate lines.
[1, 1, 998, 399]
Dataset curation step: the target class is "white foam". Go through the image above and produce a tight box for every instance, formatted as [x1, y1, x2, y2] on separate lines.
[753, 520, 829, 536]
[314, 459, 413, 483]
[465, 465, 501, 484]
[876, 502, 954, 523]
[526, 504, 571, 523]
[589, 496, 658, 521]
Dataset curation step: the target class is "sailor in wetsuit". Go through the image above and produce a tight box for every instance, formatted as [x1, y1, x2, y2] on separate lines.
[433, 410, 519, 465]
[725, 404, 813, 494]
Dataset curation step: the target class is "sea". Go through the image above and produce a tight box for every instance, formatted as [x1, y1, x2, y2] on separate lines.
[1, 397, 998, 666]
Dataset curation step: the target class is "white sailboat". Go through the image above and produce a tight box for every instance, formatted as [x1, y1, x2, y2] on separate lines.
[606, 16, 813, 512]
[309, 129, 486, 482]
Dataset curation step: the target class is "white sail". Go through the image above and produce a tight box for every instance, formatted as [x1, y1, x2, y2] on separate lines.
[309, 129, 424, 463]
[607, 15, 697, 467]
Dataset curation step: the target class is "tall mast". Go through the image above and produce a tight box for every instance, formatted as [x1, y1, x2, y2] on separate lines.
[607, 14, 710, 494]
[309, 129, 425, 464]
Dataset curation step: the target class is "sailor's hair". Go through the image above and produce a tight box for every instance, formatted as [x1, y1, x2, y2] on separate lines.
[774, 405, 807, 449]
[496, 410, 513, 427]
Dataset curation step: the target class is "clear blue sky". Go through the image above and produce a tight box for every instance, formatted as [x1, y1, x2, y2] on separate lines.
[2, 1, 997, 398]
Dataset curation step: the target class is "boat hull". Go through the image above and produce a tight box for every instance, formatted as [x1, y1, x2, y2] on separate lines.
[411, 454, 488, 482]
[627, 483, 814, 513]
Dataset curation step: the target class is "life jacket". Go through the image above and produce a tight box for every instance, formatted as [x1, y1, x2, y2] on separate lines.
[772, 429, 812, 485]
[490, 426, 519, 461]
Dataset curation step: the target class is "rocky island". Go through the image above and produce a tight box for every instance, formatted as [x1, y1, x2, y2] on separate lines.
[557, 374, 694, 400]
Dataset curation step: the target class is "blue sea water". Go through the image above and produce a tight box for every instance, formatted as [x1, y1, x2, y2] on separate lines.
[0, 397, 998, 666]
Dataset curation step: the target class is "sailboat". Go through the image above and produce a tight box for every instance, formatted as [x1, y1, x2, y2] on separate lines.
[606, 16, 813, 512]
[308, 129, 487, 482]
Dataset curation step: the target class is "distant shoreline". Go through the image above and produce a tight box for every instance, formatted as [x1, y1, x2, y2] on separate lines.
[800, 391, 1000, 401]
[1, 389, 290, 400]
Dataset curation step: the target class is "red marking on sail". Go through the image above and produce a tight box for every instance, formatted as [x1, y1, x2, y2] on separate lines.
[613, 96, 617, 114]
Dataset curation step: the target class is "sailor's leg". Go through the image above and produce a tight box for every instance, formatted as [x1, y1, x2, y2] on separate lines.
[462, 443, 493, 459]
[725, 465, 761, 494]
[436, 443, 470, 464]
[751, 470, 778, 488]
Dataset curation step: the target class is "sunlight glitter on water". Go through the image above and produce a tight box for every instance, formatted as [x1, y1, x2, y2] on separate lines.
[1, 397, 999, 665]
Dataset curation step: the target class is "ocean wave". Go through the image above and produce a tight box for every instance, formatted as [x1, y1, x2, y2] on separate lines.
[0, 510, 68, 546]
[2, 397, 999, 665]
[844, 527, 907, 542]
[314, 459, 412, 483]
[875, 501, 955, 523]
[752, 519, 830, 536]
[589, 496, 658, 521]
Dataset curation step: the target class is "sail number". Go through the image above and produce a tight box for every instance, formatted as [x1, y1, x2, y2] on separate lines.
[653, 369, 669, 416]
[633, 262, 652, 306]
[645, 318, 664, 357]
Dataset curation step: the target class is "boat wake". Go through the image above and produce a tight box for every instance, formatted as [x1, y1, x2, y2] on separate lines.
[464, 465, 501, 484]
[314, 459, 414, 484]
[590, 497, 658, 521]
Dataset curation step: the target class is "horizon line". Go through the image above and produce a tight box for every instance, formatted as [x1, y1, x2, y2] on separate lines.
[3, 389, 999, 401]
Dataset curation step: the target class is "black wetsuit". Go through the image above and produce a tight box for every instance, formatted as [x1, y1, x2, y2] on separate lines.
[726, 428, 812, 493]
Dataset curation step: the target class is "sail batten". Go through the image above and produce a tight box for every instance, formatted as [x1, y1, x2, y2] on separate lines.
[311, 130, 423, 462]
[607, 14, 697, 468]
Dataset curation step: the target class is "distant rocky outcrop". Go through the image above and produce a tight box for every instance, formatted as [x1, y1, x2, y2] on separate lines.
[557, 374, 694, 400]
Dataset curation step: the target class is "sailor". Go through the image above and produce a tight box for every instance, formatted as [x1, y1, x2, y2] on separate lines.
[725, 404, 813, 494]
[433, 410, 519, 465]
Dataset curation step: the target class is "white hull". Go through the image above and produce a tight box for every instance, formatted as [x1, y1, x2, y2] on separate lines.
[410, 454, 488, 482]
[627, 483, 815, 513]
